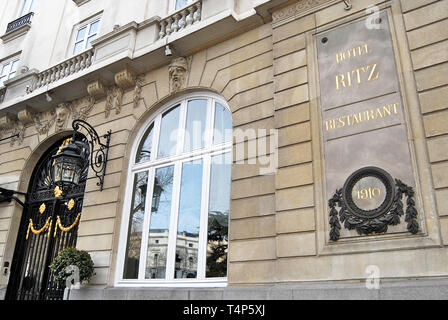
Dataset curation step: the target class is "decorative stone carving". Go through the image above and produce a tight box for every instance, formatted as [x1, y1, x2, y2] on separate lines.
[10, 121, 25, 146]
[272, 0, 331, 23]
[87, 79, 107, 100]
[33, 110, 56, 135]
[133, 75, 144, 109]
[169, 57, 190, 93]
[55, 103, 72, 132]
[105, 85, 124, 118]
[71, 95, 95, 121]
[115, 66, 136, 90]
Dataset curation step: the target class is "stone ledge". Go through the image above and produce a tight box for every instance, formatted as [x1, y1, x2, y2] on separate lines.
[67, 278, 448, 300]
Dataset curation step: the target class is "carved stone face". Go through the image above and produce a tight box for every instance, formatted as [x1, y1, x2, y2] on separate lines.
[169, 57, 188, 92]
[55, 104, 70, 130]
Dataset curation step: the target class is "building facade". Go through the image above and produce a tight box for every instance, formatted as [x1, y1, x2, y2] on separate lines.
[0, 0, 447, 300]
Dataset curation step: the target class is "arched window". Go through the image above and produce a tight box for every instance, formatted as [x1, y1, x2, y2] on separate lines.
[117, 93, 232, 286]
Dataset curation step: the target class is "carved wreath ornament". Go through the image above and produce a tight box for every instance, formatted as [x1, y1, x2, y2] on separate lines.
[328, 167, 419, 241]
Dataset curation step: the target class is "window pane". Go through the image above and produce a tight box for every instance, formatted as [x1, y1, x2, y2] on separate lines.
[10, 60, 19, 73]
[184, 99, 207, 152]
[213, 103, 232, 144]
[136, 123, 154, 163]
[20, 0, 33, 16]
[145, 166, 175, 279]
[0, 76, 6, 87]
[73, 41, 84, 55]
[123, 171, 149, 279]
[89, 20, 99, 35]
[175, 159, 203, 279]
[86, 35, 97, 49]
[1, 63, 10, 77]
[206, 152, 230, 278]
[175, 0, 189, 10]
[157, 105, 180, 159]
[76, 26, 87, 42]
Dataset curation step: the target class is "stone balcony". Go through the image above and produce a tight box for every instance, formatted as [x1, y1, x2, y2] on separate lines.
[0, 0, 287, 117]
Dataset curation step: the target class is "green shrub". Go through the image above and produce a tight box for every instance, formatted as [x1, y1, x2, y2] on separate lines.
[49, 247, 95, 288]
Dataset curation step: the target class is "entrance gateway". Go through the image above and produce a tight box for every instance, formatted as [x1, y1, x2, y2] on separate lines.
[5, 136, 89, 300]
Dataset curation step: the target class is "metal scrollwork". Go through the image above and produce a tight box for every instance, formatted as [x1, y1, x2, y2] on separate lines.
[72, 119, 111, 191]
[329, 167, 419, 241]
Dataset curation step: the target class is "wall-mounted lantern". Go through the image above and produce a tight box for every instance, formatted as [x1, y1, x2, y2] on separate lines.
[53, 119, 111, 191]
[52, 140, 87, 186]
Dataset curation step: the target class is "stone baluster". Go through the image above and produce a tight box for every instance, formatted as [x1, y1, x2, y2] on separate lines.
[86, 50, 93, 68]
[172, 13, 180, 33]
[159, 20, 166, 39]
[180, 9, 187, 30]
[74, 56, 81, 73]
[194, 2, 201, 22]
[186, 6, 194, 26]
[165, 17, 172, 36]
[80, 53, 87, 70]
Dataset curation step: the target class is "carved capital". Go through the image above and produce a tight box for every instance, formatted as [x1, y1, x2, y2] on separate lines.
[18, 106, 35, 125]
[87, 79, 107, 100]
[0, 113, 17, 130]
[114, 66, 136, 89]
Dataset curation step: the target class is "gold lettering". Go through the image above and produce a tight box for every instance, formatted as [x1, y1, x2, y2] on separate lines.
[335, 44, 372, 63]
[368, 63, 379, 81]
[352, 67, 363, 84]
[375, 107, 383, 118]
[324, 101, 400, 132]
[357, 187, 381, 200]
[392, 102, 399, 114]
[383, 105, 392, 117]
[335, 74, 346, 90]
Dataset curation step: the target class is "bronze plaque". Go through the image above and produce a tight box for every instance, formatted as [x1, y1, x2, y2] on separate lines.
[317, 11, 416, 237]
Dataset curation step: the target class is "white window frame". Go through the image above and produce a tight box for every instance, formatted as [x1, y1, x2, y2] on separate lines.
[71, 14, 101, 56]
[115, 92, 232, 288]
[0, 55, 20, 87]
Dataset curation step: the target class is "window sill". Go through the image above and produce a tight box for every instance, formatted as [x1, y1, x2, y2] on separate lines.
[1, 24, 31, 43]
[115, 278, 227, 288]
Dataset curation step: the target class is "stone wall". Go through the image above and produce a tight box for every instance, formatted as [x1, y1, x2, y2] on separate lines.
[0, 0, 447, 292]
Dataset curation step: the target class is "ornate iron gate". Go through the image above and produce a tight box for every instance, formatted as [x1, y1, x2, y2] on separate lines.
[6, 136, 89, 300]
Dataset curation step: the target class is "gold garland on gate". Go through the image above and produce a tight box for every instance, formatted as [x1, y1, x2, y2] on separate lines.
[54, 213, 81, 237]
[26, 217, 52, 240]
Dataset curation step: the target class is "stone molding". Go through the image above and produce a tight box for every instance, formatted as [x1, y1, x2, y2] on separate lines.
[272, 0, 334, 26]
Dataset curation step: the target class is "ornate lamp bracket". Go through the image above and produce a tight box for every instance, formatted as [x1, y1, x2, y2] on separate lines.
[72, 119, 111, 191]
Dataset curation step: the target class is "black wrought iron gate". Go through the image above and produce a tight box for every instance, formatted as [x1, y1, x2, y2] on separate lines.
[6, 136, 89, 300]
